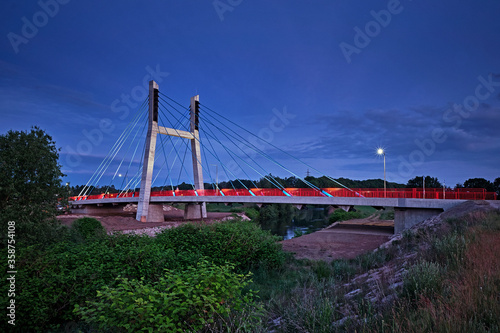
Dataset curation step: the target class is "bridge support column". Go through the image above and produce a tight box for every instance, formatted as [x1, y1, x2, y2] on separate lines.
[394, 207, 443, 233]
[184, 203, 205, 220]
[190, 95, 207, 219]
[136, 81, 159, 222]
[147, 204, 165, 222]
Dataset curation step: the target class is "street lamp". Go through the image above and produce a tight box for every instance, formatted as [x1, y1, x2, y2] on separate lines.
[377, 148, 386, 198]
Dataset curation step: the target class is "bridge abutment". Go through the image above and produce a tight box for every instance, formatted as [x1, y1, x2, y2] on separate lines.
[394, 207, 443, 233]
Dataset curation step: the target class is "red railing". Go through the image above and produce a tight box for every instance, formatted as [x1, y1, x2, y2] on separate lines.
[69, 188, 497, 201]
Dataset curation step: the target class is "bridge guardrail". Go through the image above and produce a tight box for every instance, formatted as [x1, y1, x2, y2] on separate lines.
[69, 188, 496, 201]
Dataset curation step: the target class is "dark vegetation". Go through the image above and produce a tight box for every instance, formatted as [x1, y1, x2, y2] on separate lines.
[1, 218, 285, 332]
[0, 127, 67, 248]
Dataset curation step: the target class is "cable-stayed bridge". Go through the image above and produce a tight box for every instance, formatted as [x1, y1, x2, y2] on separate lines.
[70, 81, 497, 233]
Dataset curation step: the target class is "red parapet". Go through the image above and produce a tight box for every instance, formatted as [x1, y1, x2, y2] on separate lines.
[78, 187, 497, 201]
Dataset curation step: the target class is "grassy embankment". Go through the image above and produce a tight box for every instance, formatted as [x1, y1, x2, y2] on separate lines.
[249, 208, 500, 332]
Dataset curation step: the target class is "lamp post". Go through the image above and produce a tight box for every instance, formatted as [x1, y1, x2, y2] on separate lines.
[377, 148, 386, 198]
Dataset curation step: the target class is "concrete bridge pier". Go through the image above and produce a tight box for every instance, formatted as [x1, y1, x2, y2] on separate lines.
[147, 204, 165, 222]
[394, 207, 443, 234]
[184, 203, 206, 220]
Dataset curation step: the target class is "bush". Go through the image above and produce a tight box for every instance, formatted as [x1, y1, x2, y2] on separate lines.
[4, 220, 285, 331]
[5, 234, 181, 332]
[402, 261, 444, 301]
[0, 127, 67, 248]
[329, 209, 361, 223]
[243, 207, 260, 220]
[155, 220, 286, 271]
[74, 259, 261, 332]
[428, 232, 467, 270]
[71, 217, 106, 240]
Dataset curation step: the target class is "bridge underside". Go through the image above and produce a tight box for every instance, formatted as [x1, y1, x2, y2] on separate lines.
[68, 196, 491, 232]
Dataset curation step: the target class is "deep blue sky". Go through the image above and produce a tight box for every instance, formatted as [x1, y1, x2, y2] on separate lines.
[1, 0, 499, 188]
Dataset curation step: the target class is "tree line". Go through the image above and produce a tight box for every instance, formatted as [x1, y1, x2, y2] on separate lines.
[68, 175, 500, 197]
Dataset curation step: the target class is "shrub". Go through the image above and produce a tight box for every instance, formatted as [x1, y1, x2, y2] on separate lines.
[331, 259, 357, 281]
[328, 209, 361, 223]
[155, 220, 286, 271]
[428, 232, 467, 270]
[74, 259, 261, 332]
[402, 261, 444, 301]
[5, 220, 285, 331]
[5, 234, 181, 332]
[243, 207, 260, 220]
[71, 217, 106, 240]
[355, 248, 391, 270]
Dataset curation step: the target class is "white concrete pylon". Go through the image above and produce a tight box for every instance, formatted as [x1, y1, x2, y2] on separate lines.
[136, 80, 159, 222]
[189, 95, 207, 219]
[136, 81, 207, 221]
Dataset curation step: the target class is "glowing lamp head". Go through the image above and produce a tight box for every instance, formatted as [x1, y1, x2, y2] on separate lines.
[377, 148, 385, 155]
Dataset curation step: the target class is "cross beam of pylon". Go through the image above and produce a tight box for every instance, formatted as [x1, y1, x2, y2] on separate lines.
[136, 80, 206, 222]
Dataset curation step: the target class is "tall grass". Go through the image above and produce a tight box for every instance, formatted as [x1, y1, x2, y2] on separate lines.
[246, 210, 500, 333]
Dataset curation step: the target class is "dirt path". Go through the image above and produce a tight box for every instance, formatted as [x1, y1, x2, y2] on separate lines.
[281, 216, 394, 262]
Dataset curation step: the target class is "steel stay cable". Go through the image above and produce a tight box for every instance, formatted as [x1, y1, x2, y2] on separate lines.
[197, 105, 343, 196]
[104, 110, 148, 194]
[91, 104, 147, 195]
[118, 116, 148, 195]
[157, 102, 197, 191]
[198, 103, 354, 193]
[197, 120, 263, 192]
[152, 108, 191, 190]
[158, 95, 242, 192]
[79, 98, 147, 197]
[158, 94, 293, 191]
[159, 96, 247, 191]
[196, 107, 307, 193]
[82, 99, 147, 196]
[198, 116, 287, 192]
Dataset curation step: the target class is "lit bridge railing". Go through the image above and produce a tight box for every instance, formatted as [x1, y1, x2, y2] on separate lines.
[70, 188, 497, 201]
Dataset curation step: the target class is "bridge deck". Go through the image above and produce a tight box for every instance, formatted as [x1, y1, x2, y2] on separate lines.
[70, 195, 479, 211]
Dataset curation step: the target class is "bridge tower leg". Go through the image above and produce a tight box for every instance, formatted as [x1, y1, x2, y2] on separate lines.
[185, 95, 207, 219]
[136, 81, 164, 222]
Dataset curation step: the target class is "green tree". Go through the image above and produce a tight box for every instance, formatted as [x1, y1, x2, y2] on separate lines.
[494, 177, 500, 198]
[462, 178, 495, 192]
[0, 127, 66, 247]
[406, 176, 442, 188]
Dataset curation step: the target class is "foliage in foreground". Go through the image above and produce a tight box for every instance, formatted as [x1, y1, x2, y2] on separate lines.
[75, 260, 261, 332]
[70, 217, 106, 240]
[1, 219, 282, 332]
[0, 127, 67, 248]
[155, 220, 286, 271]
